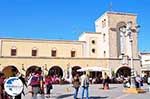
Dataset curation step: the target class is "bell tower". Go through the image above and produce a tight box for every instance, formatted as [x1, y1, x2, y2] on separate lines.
[95, 11, 139, 59]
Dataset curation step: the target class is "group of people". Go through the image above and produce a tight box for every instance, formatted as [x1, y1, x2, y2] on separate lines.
[72, 71, 90, 99]
[0, 70, 27, 99]
[72, 72, 110, 99]
[1, 67, 150, 99]
[123, 74, 150, 92]
[0, 67, 54, 99]
[27, 67, 53, 99]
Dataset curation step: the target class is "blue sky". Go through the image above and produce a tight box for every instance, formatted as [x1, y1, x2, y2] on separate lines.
[0, 0, 149, 52]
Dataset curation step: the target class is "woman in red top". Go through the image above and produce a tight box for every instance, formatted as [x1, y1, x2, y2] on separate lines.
[45, 75, 53, 98]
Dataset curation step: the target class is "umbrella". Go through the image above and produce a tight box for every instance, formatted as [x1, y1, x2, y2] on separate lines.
[77, 66, 108, 72]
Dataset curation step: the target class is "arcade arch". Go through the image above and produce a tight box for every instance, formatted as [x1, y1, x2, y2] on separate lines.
[2, 65, 19, 77]
[116, 66, 131, 77]
[48, 66, 63, 78]
[72, 66, 81, 77]
[26, 65, 40, 77]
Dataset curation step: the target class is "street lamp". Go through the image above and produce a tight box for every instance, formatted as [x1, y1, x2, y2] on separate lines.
[126, 22, 141, 88]
[126, 21, 135, 88]
[123, 22, 145, 93]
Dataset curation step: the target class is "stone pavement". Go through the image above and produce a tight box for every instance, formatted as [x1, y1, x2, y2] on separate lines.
[22, 84, 150, 99]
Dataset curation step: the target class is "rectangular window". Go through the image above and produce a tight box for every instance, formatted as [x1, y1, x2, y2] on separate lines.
[104, 51, 106, 57]
[71, 51, 76, 57]
[103, 33, 106, 42]
[32, 50, 37, 56]
[11, 49, 16, 56]
[51, 50, 56, 57]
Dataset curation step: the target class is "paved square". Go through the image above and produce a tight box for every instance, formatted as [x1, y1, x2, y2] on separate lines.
[22, 84, 150, 99]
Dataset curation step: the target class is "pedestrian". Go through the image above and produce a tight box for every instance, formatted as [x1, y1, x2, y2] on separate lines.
[80, 71, 89, 99]
[45, 74, 53, 98]
[123, 77, 130, 88]
[0, 72, 5, 99]
[147, 74, 150, 92]
[10, 69, 25, 99]
[103, 72, 110, 90]
[135, 75, 142, 88]
[72, 74, 80, 99]
[15, 72, 27, 99]
[29, 67, 44, 99]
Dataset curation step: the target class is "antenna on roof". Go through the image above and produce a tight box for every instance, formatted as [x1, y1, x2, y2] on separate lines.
[109, 2, 113, 11]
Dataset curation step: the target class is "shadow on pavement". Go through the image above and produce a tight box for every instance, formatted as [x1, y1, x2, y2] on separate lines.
[99, 87, 118, 90]
[90, 96, 108, 99]
[56, 94, 73, 99]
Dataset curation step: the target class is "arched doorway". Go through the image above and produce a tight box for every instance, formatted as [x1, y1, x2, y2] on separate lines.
[72, 66, 81, 77]
[49, 66, 63, 78]
[26, 66, 40, 77]
[116, 66, 131, 77]
[2, 66, 19, 77]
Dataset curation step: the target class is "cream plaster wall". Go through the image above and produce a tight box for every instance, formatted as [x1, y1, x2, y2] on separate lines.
[0, 57, 109, 75]
[1, 39, 85, 58]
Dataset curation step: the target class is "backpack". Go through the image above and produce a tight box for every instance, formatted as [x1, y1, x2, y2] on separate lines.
[72, 77, 80, 88]
[83, 78, 89, 87]
[30, 75, 40, 86]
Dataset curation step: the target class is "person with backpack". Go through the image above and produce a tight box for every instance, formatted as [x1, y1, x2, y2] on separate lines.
[72, 74, 80, 99]
[30, 67, 43, 99]
[80, 71, 89, 99]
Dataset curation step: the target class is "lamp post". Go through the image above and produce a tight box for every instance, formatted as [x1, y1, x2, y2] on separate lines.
[126, 21, 140, 88]
[126, 21, 135, 88]
[123, 22, 145, 93]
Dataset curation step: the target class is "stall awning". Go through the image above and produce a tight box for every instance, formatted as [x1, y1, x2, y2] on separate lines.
[77, 66, 109, 72]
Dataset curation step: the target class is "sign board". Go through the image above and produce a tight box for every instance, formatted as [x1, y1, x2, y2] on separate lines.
[4, 77, 24, 97]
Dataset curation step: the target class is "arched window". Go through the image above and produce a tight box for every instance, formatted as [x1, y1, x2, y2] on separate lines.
[11, 46, 17, 56]
[71, 48, 76, 57]
[51, 48, 57, 57]
[116, 21, 126, 56]
[32, 47, 37, 56]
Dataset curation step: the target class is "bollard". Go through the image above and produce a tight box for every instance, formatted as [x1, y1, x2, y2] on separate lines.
[65, 87, 70, 92]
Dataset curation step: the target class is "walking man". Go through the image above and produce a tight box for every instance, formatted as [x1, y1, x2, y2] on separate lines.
[80, 71, 89, 99]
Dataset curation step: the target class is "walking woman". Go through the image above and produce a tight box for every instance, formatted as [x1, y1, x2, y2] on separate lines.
[103, 72, 110, 90]
[72, 74, 80, 99]
[45, 74, 53, 98]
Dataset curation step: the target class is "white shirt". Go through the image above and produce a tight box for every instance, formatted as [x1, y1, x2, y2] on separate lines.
[80, 74, 89, 87]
